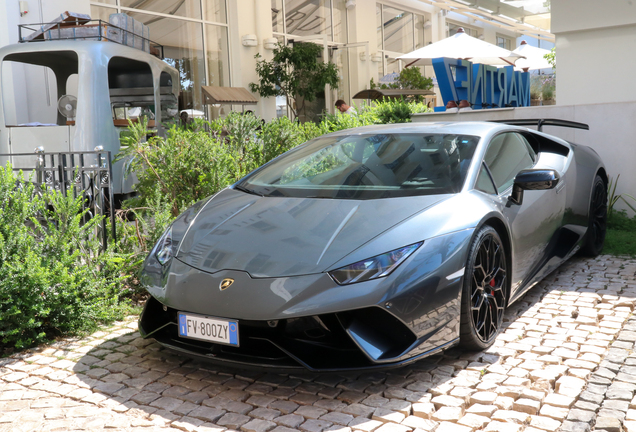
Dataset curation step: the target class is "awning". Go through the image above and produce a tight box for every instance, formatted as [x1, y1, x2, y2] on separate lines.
[352, 88, 435, 100]
[201, 86, 258, 105]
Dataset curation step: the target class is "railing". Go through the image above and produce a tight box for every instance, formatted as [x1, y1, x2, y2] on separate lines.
[17, 19, 165, 59]
[0, 148, 116, 250]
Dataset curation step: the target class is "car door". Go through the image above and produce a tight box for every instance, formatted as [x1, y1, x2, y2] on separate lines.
[481, 132, 566, 299]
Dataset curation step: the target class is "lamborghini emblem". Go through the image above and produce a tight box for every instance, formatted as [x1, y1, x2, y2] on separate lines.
[219, 278, 234, 291]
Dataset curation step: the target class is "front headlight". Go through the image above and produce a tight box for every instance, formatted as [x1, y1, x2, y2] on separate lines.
[329, 242, 423, 285]
[153, 226, 174, 266]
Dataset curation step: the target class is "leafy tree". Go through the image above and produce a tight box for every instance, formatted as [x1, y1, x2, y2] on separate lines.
[370, 67, 433, 91]
[544, 47, 556, 71]
[392, 67, 434, 90]
[249, 42, 339, 119]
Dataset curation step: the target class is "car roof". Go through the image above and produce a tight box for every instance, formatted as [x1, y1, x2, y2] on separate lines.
[325, 121, 516, 138]
[0, 40, 168, 69]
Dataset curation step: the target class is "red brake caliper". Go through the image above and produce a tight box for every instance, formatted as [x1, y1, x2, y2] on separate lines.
[489, 278, 495, 295]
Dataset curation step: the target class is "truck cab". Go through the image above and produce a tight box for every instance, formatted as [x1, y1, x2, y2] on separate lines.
[0, 38, 179, 199]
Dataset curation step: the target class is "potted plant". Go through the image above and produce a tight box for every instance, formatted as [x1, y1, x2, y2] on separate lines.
[530, 76, 542, 106]
[541, 76, 556, 105]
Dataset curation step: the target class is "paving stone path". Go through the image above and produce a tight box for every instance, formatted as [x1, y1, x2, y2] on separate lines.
[2, 256, 636, 432]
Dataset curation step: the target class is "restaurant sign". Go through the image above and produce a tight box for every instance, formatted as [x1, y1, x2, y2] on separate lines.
[432, 57, 530, 111]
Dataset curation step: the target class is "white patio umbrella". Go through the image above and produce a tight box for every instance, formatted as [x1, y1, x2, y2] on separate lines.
[379, 72, 400, 84]
[513, 41, 553, 71]
[397, 28, 524, 67]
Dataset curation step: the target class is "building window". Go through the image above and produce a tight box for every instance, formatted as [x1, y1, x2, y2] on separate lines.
[285, 0, 332, 39]
[2, 61, 60, 125]
[413, 14, 427, 49]
[127, 11, 207, 111]
[272, 0, 284, 34]
[271, 0, 348, 118]
[119, 0, 203, 20]
[381, 6, 414, 54]
[496, 34, 512, 50]
[206, 24, 230, 88]
[446, 21, 481, 38]
[376, 3, 429, 82]
[272, 0, 347, 43]
[90, 0, 229, 113]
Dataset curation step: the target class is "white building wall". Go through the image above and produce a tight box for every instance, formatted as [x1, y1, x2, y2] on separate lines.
[552, 0, 636, 106]
[228, 0, 276, 120]
[0, 1, 19, 48]
[3, 0, 90, 45]
[347, 0, 382, 103]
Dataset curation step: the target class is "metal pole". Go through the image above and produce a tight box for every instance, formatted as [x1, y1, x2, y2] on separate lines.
[34, 146, 44, 184]
[94, 146, 108, 250]
[106, 151, 116, 247]
[59, 153, 67, 196]
[323, 35, 332, 114]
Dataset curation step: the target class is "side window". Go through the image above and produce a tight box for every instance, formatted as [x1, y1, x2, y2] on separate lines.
[2, 61, 58, 126]
[484, 132, 536, 194]
[520, 134, 537, 162]
[476, 163, 497, 194]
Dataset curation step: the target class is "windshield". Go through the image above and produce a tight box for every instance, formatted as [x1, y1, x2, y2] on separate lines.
[239, 133, 480, 199]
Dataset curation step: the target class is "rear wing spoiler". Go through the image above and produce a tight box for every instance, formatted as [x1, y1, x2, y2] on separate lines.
[493, 118, 589, 132]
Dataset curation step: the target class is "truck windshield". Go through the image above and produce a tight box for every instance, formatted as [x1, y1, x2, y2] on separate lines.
[238, 133, 479, 199]
[2, 50, 78, 126]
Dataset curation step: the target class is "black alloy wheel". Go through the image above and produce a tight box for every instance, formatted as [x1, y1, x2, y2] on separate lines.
[460, 225, 507, 350]
[581, 175, 607, 257]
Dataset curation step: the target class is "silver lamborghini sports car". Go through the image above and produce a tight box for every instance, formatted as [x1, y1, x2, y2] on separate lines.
[139, 119, 607, 371]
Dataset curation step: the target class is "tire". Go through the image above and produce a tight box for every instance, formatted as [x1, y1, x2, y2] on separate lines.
[580, 175, 607, 257]
[459, 225, 508, 351]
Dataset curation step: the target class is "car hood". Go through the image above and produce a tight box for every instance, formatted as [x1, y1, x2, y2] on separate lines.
[176, 188, 451, 277]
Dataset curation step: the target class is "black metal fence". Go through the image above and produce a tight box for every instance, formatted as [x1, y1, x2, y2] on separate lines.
[0, 149, 116, 250]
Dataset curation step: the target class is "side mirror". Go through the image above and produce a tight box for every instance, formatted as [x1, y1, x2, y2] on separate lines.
[508, 169, 560, 206]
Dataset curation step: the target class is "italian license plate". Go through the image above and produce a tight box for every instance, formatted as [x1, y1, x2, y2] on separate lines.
[177, 312, 239, 346]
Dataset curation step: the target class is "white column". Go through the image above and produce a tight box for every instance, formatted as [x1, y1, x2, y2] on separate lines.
[253, 0, 276, 121]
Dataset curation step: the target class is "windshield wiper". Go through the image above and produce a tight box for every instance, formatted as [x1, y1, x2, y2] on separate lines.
[233, 185, 263, 197]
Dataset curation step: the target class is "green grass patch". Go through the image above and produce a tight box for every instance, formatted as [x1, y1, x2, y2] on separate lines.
[603, 211, 636, 256]
[604, 230, 636, 256]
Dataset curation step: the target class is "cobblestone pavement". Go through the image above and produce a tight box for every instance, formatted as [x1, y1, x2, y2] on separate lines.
[3, 256, 636, 432]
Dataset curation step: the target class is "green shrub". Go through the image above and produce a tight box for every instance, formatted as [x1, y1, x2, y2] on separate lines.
[313, 97, 430, 133]
[319, 109, 377, 133]
[0, 165, 130, 350]
[608, 175, 636, 218]
[372, 98, 422, 124]
[118, 118, 239, 217]
[262, 116, 306, 162]
[370, 67, 434, 92]
[114, 191, 175, 293]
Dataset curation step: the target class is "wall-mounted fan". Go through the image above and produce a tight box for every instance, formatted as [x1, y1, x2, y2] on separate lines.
[57, 95, 77, 121]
